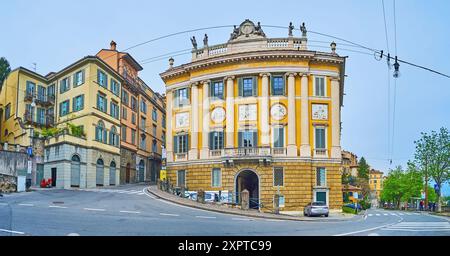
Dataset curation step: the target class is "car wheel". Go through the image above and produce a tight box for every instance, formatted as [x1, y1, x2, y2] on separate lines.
[325, 214, 329, 217]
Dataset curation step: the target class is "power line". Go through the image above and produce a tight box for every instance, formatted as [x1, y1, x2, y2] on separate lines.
[382, 0, 392, 164]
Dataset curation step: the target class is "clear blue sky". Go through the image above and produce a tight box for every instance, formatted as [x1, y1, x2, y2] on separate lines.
[2, 0, 449, 194]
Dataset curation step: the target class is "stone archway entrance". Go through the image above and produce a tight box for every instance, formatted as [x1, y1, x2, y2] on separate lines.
[125, 163, 131, 183]
[235, 169, 259, 209]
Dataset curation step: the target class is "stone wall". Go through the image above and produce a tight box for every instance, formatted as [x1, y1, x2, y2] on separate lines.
[120, 148, 136, 184]
[166, 160, 343, 212]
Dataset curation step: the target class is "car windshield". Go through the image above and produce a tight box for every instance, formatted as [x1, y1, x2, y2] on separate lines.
[312, 202, 326, 206]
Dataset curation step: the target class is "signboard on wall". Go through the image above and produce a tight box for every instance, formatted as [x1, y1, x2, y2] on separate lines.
[27, 160, 32, 174]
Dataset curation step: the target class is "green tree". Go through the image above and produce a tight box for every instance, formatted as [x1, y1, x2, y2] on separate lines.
[380, 166, 404, 208]
[414, 127, 450, 211]
[0, 57, 11, 88]
[355, 157, 370, 199]
[357, 157, 370, 180]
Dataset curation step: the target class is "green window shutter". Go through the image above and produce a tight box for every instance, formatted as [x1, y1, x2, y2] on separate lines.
[238, 78, 243, 97]
[104, 98, 108, 113]
[209, 132, 213, 150]
[81, 95, 84, 110]
[186, 88, 190, 104]
[252, 76, 257, 96]
[209, 82, 214, 97]
[174, 136, 178, 153]
[82, 70, 85, 84]
[219, 132, 224, 149]
[73, 73, 77, 86]
[72, 97, 76, 111]
[270, 75, 274, 95]
[59, 102, 63, 117]
[59, 80, 63, 94]
[110, 78, 113, 92]
[253, 130, 258, 147]
[186, 134, 189, 152]
[238, 131, 242, 148]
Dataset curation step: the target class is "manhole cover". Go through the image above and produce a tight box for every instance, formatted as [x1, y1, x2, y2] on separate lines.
[52, 201, 64, 204]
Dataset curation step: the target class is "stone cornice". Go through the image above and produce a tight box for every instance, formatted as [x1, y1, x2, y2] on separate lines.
[160, 49, 345, 81]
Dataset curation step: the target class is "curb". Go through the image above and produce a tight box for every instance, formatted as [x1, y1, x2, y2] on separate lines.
[146, 187, 356, 222]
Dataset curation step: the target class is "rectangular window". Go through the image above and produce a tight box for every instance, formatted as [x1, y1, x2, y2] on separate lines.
[73, 95, 84, 112]
[26, 104, 35, 121]
[175, 88, 189, 107]
[273, 167, 284, 187]
[74, 70, 85, 87]
[37, 108, 45, 125]
[140, 116, 146, 131]
[110, 101, 119, 119]
[26, 81, 36, 97]
[212, 168, 221, 187]
[152, 125, 157, 137]
[174, 134, 188, 153]
[271, 76, 285, 96]
[122, 90, 129, 105]
[37, 85, 46, 102]
[60, 77, 70, 93]
[273, 126, 284, 148]
[140, 134, 146, 150]
[162, 115, 166, 128]
[315, 76, 326, 97]
[5, 104, 11, 120]
[97, 69, 107, 88]
[48, 84, 55, 97]
[131, 113, 136, 124]
[238, 130, 257, 148]
[97, 94, 107, 113]
[131, 129, 136, 144]
[121, 126, 127, 142]
[177, 170, 186, 187]
[316, 191, 327, 204]
[152, 139, 157, 152]
[140, 100, 147, 114]
[59, 100, 70, 116]
[131, 96, 137, 111]
[209, 131, 224, 150]
[211, 81, 224, 99]
[111, 79, 120, 96]
[242, 78, 254, 97]
[152, 108, 157, 122]
[122, 106, 127, 120]
[315, 127, 326, 149]
[316, 167, 326, 187]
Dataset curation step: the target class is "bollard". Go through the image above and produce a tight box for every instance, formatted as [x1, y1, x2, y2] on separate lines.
[197, 189, 205, 204]
[241, 189, 249, 210]
[274, 194, 280, 214]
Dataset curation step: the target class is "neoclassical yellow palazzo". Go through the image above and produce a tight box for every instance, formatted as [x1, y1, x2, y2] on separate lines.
[160, 20, 346, 212]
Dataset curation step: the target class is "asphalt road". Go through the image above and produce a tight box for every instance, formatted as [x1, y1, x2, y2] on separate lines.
[0, 184, 449, 236]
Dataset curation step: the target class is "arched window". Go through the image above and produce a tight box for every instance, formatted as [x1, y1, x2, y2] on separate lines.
[109, 160, 117, 186]
[140, 134, 146, 150]
[71, 155, 80, 162]
[95, 121, 107, 143]
[110, 161, 116, 168]
[97, 158, 104, 165]
[96, 158, 104, 186]
[109, 126, 119, 146]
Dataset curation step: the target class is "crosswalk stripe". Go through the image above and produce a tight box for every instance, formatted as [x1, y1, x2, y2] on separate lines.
[376, 214, 381, 216]
[383, 214, 388, 216]
[398, 213, 404, 215]
[368, 214, 373, 216]
[382, 222, 450, 232]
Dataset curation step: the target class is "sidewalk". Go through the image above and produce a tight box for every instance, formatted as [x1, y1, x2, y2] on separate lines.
[146, 186, 357, 222]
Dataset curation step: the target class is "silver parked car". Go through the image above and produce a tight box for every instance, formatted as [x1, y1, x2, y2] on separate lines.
[303, 201, 329, 217]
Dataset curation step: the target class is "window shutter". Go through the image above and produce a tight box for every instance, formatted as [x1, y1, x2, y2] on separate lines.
[173, 136, 178, 153]
[110, 78, 113, 92]
[219, 132, 224, 149]
[279, 127, 284, 147]
[186, 134, 189, 152]
[253, 130, 258, 147]
[81, 95, 84, 110]
[282, 76, 286, 95]
[186, 88, 190, 105]
[97, 70, 100, 84]
[238, 131, 242, 148]
[72, 98, 76, 112]
[103, 130, 107, 144]
[270, 75, 274, 95]
[95, 127, 99, 141]
[82, 70, 85, 84]
[59, 80, 63, 94]
[73, 73, 77, 86]
[238, 78, 243, 97]
[252, 76, 258, 96]
[209, 82, 214, 98]
[59, 102, 63, 117]
[209, 132, 213, 150]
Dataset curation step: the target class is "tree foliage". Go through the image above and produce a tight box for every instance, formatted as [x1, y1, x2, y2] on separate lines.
[381, 165, 423, 208]
[0, 57, 11, 87]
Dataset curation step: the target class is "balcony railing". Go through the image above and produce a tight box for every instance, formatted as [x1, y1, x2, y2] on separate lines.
[175, 152, 187, 161]
[314, 148, 328, 157]
[24, 92, 55, 106]
[24, 111, 54, 127]
[272, 147, 287, 155]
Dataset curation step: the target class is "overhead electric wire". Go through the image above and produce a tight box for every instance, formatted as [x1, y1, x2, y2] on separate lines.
[382, 0, 392, 164]
[391, 0, 398, 164]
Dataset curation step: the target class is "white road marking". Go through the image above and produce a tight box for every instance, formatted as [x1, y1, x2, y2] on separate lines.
[391, 213, 397, 216]
[195, 216, 217, 219]
[384, 214, 388, 216]
[398, 213, 404, 215]
[49, 205, 67, 209]
[375, 214, 381, 216]
[265, 219, 285, 222]
[0, 228, 25, 235]
[83, 208, 105, 211]
[405, 213, 412, 215]
[160, 213, 179, 217]
[120, 210, 141, 214]
[18, 203, 34, 207]
[0, 203, 8, 206]
[368, 214, 373, 217]
[334, 215, 404, 236]
[367, 233, 380, 236]
[381, 222, 450, 232]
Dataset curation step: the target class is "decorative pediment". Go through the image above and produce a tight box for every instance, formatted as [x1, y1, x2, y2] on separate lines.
[229, 19, 266, 42]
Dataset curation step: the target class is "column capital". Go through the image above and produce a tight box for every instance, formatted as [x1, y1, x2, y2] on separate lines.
[287, 72, 297, 77]
[259, 73, 271, 78]
[191, 82, 199, 87]
[224, 76, 235, 81]
[201, 80, 211, 85]
[330, 76, 340, 82]
[299, 72, 309, 78]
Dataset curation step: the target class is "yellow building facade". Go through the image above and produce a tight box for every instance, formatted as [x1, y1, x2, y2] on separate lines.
[160, 20, 346, 212]
[369, 169, 384, 201]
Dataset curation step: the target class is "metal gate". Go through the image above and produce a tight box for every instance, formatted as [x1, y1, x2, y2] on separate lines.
[109, 161, 116, 186]
[96, 159, 104, 186]
[71, 155, 81, 187]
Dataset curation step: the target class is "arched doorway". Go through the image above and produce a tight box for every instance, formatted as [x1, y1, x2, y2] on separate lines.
[71, 155, 80, 187]
[125, 163, 131, 183]
[138, 160, 145, 182]
[96, 158, 104, 186]
[109, 161, 116, 186]
[235, 169, 259, 209]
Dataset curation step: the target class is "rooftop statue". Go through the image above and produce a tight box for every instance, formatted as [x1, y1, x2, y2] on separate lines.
[300, 22, 307, 37]
[288, 22, 294, 37]
[190, 36, 197, 49]
[203, 33, 208, 46]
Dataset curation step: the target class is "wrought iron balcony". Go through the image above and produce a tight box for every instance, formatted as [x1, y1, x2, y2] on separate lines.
[24, 92, 55, 106]
[24, 111, 54, 127]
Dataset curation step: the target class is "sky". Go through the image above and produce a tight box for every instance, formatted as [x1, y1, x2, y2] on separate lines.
[1, 0, 449, 194]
